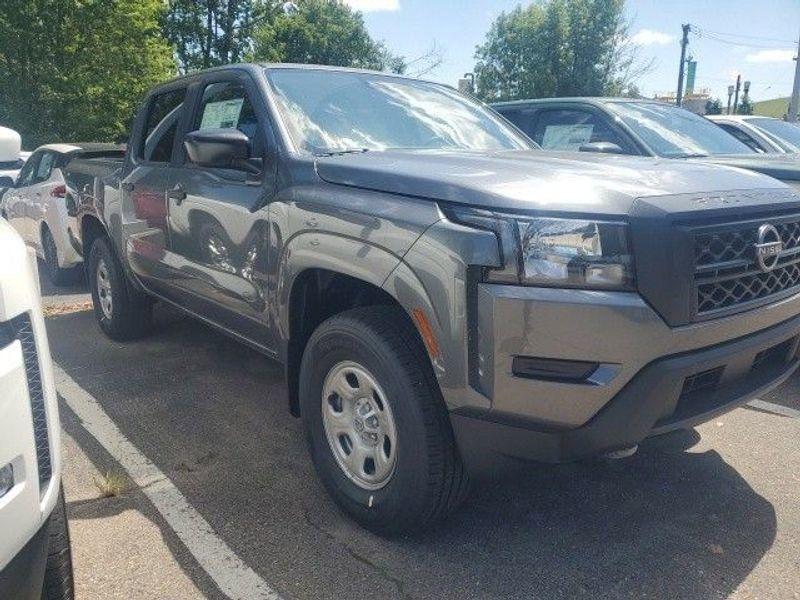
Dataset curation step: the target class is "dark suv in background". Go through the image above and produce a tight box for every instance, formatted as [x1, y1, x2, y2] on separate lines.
[493, 98, 800, 190]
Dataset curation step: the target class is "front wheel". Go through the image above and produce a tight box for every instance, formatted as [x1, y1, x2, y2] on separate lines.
[41, 487, 74, 600]
[88, 237, 153, 340]
[300, 306, 469, 536]
[42, 227, 77, 286]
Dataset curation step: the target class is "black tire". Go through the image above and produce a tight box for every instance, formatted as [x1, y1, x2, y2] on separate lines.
[41, 227, 76, 286]
[42, 487, 74, 600]
[88, 236, 153, 340]
[299, 305, 469, 536]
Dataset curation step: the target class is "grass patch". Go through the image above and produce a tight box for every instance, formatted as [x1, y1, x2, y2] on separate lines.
[93, 470, 127, 498]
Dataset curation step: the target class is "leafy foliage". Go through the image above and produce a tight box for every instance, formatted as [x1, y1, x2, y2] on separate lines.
[162, 0, 271, 73]
[473, 0, 647, 102]
[738, 97, 754, 116]
[705, 98, 723, 115]
[252, 0, 405, 73]
[0, 0, 174, 148]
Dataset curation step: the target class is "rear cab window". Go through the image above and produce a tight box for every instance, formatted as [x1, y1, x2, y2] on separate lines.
[139, 88, 187, 163]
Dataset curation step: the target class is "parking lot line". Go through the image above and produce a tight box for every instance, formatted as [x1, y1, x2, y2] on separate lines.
[53, 363, 283, 600]
[747, 398, 800, 419]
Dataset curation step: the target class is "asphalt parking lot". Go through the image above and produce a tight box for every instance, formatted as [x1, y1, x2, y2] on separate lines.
[42, 273, 800, 600]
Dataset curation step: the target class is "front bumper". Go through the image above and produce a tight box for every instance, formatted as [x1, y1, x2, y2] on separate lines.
[449, 283, 800, 469]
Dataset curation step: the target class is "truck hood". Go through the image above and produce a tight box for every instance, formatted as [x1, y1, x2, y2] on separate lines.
[686, 153, 800, 182]
[315, 149, 787, 216]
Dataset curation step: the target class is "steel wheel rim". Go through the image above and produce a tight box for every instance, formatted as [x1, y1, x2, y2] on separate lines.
[96, 258, 113, 319]
[321, 361, 398, 490]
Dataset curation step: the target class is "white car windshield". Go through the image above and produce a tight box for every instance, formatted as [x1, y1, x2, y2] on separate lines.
[266, 68, 531, 155]
[609, 102, 754, 158]
[747, 118, 800, 153]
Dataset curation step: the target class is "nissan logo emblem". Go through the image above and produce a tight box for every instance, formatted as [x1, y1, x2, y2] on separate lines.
[754, 224, 783, 272]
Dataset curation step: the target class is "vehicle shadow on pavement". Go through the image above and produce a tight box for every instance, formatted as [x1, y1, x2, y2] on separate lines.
[47, 309, 777, 600]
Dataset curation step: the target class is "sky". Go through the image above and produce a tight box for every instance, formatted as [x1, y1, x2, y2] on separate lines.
[345, 0, 800, 103]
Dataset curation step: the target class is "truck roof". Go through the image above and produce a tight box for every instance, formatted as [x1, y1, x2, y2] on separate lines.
[148, 62, 445, 94]
[492, 97, 669, 109]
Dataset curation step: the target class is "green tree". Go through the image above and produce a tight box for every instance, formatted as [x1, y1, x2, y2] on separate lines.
[0, 0, 174, 147]
[738, 96, 754, 115]
[162, 0, 271, 73]
[473, 0, 647, 102]
[252, 0, 406, 72]
[705, 98, 723, 115]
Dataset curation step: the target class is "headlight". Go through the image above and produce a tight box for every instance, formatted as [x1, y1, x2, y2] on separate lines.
[445, 206, 635, 290]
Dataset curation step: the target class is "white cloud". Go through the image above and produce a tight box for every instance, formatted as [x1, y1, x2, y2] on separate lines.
[745, 49, 795, 63]
[630, 29, 675, 46]
[343, 0, 400, 12]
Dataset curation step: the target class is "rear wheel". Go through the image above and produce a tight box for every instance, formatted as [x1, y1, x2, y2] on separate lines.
[300, 305, 469, 536]
[42, 227, 76, 286]
[88, 237, 153, 340]
[41, 487, 74, 600]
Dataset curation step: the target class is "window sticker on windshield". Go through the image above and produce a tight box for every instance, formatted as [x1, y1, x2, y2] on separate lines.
[200, 99, 244, 130]
[542, 124, 593, 150]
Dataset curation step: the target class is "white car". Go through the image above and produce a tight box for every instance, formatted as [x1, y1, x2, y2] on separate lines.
[708, 115, 800, 154]
[2, 143, 124, 285]
[0, 219, 72, 598]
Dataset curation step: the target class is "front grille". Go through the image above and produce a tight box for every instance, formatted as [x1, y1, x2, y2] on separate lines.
[2, 314, 52, 491]
[693, 216, 800, 316]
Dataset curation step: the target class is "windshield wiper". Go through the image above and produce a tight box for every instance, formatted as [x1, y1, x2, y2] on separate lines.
[674, 152, 710, 158]
[315, 148, 371, 157]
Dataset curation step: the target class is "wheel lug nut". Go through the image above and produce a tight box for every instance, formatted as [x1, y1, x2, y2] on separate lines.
[367, 416, 379, 428]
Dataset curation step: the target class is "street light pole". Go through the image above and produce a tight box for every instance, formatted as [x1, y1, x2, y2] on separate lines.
[676, 24, 690, 107]
[732, 74, 741, 115]
[788, 30, 800, 122]
[727, 85, 734, 115]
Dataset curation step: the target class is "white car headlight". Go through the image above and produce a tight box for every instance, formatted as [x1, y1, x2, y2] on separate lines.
[445, 206, 636, 290]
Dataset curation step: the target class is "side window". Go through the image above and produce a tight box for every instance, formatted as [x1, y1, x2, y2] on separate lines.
[717, 123, 766, 153]
[15, 152, 41, 187]
[533, 109, 629, 152]
[194, 81, 263, 157]
[34, 152, 56, 183]
[498, 107, 538, 140]
[140, 88, 187, 163]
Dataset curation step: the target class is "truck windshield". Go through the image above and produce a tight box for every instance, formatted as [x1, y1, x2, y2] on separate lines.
[747, 118, 800, 153]
[266, 68, 531, 155]
[608, 102, 754, 158]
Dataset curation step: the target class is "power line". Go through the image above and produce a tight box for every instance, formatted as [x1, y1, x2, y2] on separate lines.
[692, 27, 797, 45]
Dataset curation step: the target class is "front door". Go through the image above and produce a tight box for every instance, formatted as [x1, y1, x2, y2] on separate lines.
[4, 150, 43, 242]
[166, 73, 277, 352]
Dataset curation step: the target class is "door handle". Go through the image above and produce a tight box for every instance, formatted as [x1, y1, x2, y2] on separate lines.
[168, 185, 187, 205]
[121, 181, 135, 193]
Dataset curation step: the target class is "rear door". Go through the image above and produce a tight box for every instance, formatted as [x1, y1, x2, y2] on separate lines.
[123, 85, 188, 295]
[165, 71, 277, 351]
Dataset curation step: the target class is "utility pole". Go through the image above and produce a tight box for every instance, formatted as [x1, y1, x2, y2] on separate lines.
[733, 74, 741, 115]
[788, 30, 800, 122]
[676, 24, 690, 107]
[726, 85, 734, 115]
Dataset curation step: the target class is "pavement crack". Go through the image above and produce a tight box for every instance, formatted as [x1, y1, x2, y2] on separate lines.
[300, 505, 412, 600]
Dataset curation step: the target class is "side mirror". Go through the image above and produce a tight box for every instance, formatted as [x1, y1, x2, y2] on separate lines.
[578, 141, 626, 155]
[184, 129, 256, 172]
[0, 176, 15, 188]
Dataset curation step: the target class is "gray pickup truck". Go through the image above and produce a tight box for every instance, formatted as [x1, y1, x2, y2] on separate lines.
[67, 64, 800, 535]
